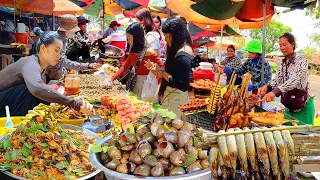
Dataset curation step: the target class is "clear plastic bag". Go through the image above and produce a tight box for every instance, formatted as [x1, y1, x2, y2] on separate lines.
[141, 72, 159, 103]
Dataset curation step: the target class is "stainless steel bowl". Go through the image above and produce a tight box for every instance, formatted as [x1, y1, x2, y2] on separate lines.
[90, 136, 212, 180]
[2, 124, 102, 180]
[100, 45, 125, 59]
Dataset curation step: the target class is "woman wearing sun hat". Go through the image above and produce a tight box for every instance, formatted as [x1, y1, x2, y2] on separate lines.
[220, 40, 272, 92]
[42, 14, 101, 81]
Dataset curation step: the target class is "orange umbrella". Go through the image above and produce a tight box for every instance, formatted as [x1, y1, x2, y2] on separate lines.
[53, 0, 84, 16]
[0, 0, 54, 15]
[205, 38, 241, 49]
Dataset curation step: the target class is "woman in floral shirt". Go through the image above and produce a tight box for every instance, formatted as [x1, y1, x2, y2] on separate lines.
[259, 32, 315, 125]
[221, 45, 242, 70]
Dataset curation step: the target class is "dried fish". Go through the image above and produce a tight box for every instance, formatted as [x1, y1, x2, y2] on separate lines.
[243, 127, 260, 179]
[253, 127, 270, 179]
[262, 127, 280, 179]
[235, 128, 248, 178]
[209, 144, 219, 179]
[226, 128, 238, 178]
[217, 130, 231, 168]
[281, 130, 295, 159]
[273, 131, 290, 179]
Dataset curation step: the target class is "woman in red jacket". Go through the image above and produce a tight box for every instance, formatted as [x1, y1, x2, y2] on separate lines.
[111, 22, 163, 98]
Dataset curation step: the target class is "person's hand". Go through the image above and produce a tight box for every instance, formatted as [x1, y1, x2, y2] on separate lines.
[258, 85, 268, 97]
[91, 63, 102, 71]
[216, 65, 225, 73]
[144, 59, 160, 76]
[80, 100, 94, 114]
[262, 92, 276, 102]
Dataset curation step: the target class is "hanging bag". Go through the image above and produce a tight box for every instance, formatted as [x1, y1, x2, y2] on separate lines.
[280, 63, 308, 112]
[124, 48, 147, 91]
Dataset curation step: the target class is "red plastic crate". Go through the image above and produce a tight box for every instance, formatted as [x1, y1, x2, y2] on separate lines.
[193, 69, 215, 81]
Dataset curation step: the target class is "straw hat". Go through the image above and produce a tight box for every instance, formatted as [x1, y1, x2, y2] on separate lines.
[58, 14, 80, 32]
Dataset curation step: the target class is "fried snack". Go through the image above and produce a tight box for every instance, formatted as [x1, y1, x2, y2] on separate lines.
[180, 99, 207, 112]
[0, 104, 97, 179]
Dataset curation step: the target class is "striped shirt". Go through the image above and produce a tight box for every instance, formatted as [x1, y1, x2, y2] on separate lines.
[269, 53, 310, 96]
[221, 56, 242, 70]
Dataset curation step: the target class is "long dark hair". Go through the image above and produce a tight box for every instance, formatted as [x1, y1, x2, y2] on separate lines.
[136, 8, 161, 39]
[126, 22, 145, 53]
[152, 15, 162, 27]
[159, 16, 193, 97]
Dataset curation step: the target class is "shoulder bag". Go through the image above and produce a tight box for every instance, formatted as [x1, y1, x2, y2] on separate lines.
[280, 63, 308, 112]
[124, 48, 147, 91]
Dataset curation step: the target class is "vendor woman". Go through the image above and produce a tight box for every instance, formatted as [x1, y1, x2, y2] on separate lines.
[220, 40, 272, 92]
[39, 14, 101, 81]
[258, 32, 315, 125]
[0, 31, 93, 116]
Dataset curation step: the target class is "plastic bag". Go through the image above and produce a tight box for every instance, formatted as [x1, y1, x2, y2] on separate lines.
[141, 72, 159, 103]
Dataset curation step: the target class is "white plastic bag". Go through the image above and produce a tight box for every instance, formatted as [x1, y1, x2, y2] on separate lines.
[141, 72, 159, 103]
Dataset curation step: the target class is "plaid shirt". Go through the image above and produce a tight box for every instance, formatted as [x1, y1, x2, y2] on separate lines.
[221, 56, 242, 70]
[269, 53, 311, 95]
[235, 57, 272, 89]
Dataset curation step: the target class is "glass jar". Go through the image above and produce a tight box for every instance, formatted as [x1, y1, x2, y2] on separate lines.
[64, 74, 80, 95]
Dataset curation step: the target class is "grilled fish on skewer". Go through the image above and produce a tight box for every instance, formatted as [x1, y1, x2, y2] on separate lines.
[218, 151, 227, 180]
[209, 144, 219, 179]
[273, 131, 290, 179]
[226, 128, 238, 178]
[235, 128, 249, 178]
[253, 127, 271, 179]
[217, 130, 231, 168]
[243, 127, 260, 179]
[262, 127, 280, 179]
[281, 130, 295, 160]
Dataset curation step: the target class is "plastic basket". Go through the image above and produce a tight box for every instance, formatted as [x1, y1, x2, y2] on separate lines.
[57, 116, 88, 127]
[14, 33, 29, 45]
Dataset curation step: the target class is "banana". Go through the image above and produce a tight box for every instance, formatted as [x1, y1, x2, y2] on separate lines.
[28, 110, 40, 116]
[26, 114, 36, 118]
[35, 110, 46, 117]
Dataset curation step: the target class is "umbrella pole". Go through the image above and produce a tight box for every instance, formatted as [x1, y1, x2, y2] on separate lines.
[13, 3, 16, 31]
[218, 23, 223, 64]
[102, 1, 105, 32]
[261, 0, 266, 85]
[52, 13, 55, 31]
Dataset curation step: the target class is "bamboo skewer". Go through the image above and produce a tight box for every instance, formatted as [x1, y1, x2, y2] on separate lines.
[205, 125, 320, 138]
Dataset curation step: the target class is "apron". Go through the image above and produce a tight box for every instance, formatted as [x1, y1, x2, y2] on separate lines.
[132, 75, 147, 99]
[161, 86, 190, 119]
[284, 96, 315, 125]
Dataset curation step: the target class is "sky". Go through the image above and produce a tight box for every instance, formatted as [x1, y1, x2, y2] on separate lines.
[275, 7, 320, 50]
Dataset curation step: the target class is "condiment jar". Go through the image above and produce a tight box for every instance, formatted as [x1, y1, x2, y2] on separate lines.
[64, 74, 80, 95]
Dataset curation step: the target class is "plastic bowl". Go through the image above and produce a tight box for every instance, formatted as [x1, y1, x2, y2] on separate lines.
[57, 116, 88, 127]
[0, 116, 26, 127]
[199, 62, 213, 68]
[0, 127, 16, 137]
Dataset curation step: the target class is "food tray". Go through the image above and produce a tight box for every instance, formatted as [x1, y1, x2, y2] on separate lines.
[1, 124, 101, 180]
[90, 136, 212, 180]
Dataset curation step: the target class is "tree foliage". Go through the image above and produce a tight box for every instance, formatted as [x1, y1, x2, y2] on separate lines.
[249, 19, 292, 53]
[305, 5, 320, 50]
[302, 47, 320, 63]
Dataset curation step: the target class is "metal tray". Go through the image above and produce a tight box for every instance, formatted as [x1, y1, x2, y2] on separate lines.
[90, 136, 212, 180]
[1, 124, 101, 180]
[99, 45, 125, 59]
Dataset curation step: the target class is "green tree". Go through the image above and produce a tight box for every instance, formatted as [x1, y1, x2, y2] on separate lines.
[305, 5, 320, 49]
[302, 47, 320, 63]
[249, 19, 292, 53]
